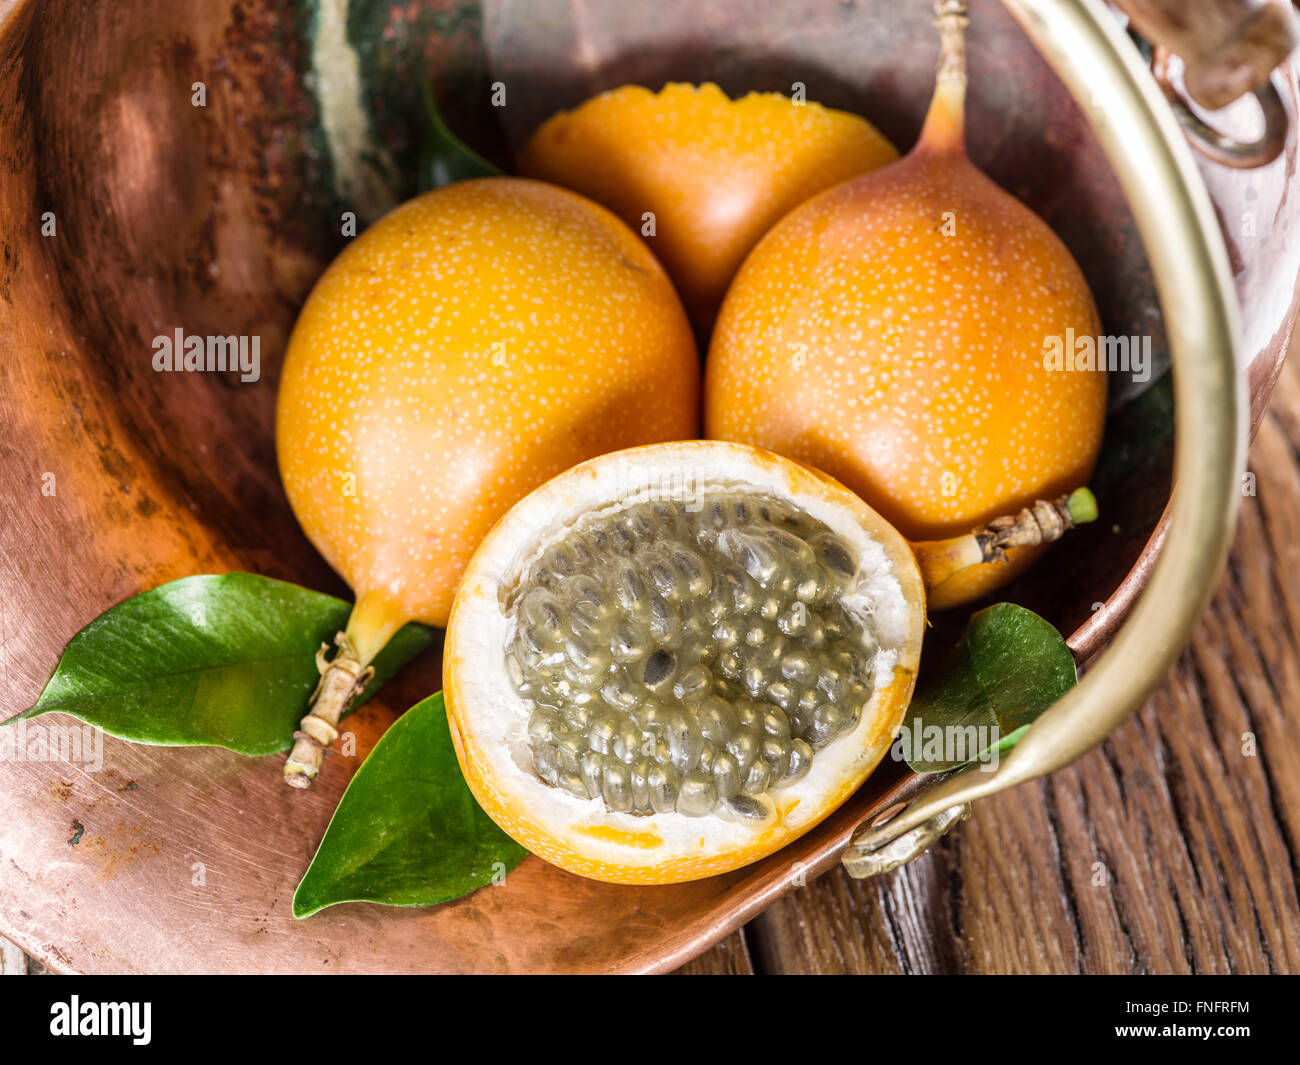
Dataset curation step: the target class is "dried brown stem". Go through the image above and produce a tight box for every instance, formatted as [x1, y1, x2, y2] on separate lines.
[934, 0, 970, 87]
[283, 631, 374, 789]
[913, 490, 1093, 592]
[974, 494, 1081, 561]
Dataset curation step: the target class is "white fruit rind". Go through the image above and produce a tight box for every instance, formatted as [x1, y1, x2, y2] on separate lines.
[447, 441, 922, 871]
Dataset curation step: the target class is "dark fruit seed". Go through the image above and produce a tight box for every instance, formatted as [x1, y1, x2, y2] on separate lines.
[819, 537, 856, 577]
[722, 795, 768, 821]
[643, 648, 676, 687]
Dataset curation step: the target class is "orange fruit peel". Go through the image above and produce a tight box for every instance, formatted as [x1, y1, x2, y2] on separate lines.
[520, 82, 898, 322]
[276, 177, 698, 785]
[704, 12, 1106, 607]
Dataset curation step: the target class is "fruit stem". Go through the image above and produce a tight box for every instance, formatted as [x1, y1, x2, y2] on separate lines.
[917, 0, 970, 155]
[283, 590, 404, 789]
[912, 487, 1099, 592]
[283, 631, 374, 789]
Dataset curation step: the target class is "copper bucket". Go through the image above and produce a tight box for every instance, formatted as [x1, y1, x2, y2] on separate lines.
[0, 0, 1294, 971]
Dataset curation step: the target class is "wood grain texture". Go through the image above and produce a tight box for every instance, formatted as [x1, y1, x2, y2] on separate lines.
[714, 352, 1300, 976]
[672, 931, 755, 975]
[1, 935, 28, 974]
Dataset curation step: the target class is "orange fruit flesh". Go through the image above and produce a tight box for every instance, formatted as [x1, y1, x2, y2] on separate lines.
[276, 178, 699, 645]
[519, 82, 898, 322]
[705, 82, 1106, 606]
[444, 441, 924, 884]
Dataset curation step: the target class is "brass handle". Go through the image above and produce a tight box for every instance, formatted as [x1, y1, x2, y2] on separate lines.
[842, 0, 1245, 879]
[844, 803, 970, 878]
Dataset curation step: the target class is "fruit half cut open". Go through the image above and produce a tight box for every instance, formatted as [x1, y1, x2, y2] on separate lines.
[445, 441, 925, 884]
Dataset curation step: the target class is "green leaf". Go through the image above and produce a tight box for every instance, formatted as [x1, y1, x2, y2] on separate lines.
[293, 693, 527, 917]
[9, 574, 435, 755]
[898, 603, 1077, 774]
[418, 82, 501, 192]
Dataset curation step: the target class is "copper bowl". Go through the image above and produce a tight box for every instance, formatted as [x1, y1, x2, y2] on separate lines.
[0, 0, 1292, 972]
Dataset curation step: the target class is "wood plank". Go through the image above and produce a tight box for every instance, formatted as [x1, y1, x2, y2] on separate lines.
[672, 932, 755, 974]
[0, 936, 27, 974]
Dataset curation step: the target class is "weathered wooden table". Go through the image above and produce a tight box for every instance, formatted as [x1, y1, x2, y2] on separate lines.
[6, 358, 1298, 978]
[674, 352, 1300, 975]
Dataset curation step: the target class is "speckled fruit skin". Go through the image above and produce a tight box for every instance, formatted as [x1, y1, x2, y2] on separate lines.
[705, 85, 1106, 608]
[277, 178, 699, 643]
[519, 83, 898, 324]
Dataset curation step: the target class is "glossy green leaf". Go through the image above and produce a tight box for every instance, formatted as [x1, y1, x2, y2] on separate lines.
[898, 603, 1077, 774]
[418, 82, 500, 192]
[294, 693, 527, 917]
[9, 573, 434, 755]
